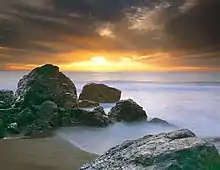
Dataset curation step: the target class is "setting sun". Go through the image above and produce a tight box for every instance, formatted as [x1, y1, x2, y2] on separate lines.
[91, 56, 108, 65]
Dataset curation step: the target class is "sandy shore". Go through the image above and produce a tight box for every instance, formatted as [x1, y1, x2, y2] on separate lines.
[0, 136, 98, 170]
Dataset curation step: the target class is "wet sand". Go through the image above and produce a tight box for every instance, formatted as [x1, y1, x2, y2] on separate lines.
[0, 136, 98, 170]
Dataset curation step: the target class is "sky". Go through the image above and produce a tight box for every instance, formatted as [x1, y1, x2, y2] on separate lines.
[0, 0, 220, 71]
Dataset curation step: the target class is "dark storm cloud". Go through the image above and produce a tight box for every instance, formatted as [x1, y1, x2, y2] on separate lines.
[0, 0, 220, 69]
[164, 0, 220, 67]
[165, 0, 220, 51]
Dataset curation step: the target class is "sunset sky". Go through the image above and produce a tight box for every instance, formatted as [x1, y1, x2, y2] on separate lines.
[0, 0, 220, 71]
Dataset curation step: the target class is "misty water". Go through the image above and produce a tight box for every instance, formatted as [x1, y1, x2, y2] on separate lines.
[1, 71, 220, 154]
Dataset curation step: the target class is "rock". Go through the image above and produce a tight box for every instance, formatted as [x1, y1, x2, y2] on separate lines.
[0, 90, 14, 109]
[79, 83, 121, 103]
[39, 100, 58, 116]
[61, 107, 110, 127]
[81, 129, 220, 170]
[14, 64, 77, 109]
[38, 100, 60, 127]
[78, 100, 100, 108]
[108, 99, 147, 122]
[0, 119, 5, 139]
[148, 118, 174, 126]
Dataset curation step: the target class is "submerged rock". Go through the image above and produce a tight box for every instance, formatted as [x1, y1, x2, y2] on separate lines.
[14, 64, 77, 109]
[61, 107, 110, 127]
[81, 129, 220, 170]
[0, 90, 14, 109]
[78, 100, 100, 108]
[148, 118, 174, 126]
[108, 99, 147, 122]
[79, 83, 121, 103]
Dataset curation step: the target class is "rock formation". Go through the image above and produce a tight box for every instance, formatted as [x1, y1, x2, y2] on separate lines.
[79, 83, 121, 103]
[108, 99, 147, 122]
[81, 129, 220, 170]
[14, 64, 78, 109]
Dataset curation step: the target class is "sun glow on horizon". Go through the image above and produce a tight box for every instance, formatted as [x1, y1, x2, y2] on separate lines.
[59, 56, 149, 72]
[91, 56, 108, 65]
[4, 53, 219, 72]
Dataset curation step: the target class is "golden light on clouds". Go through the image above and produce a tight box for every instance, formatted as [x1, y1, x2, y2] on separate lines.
[3, 51, 219, 72]
[60, 56, 150, 72]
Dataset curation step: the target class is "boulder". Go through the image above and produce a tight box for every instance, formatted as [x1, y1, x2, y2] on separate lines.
[79, 83, 121, 103]
[14, 64, 77, 109]
[78, 100, 100, 108]
[39, 100, 58, 117]
[61, 107, 110, 127]
[38, 100, 60, 127]
[108, 99, 147, 122]
[81, 129, 220, 170]
[0, 90, 14, 109]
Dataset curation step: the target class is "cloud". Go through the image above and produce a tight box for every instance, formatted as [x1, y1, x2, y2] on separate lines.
[165, 0, 220, 51]
[0, 0, 219, 70]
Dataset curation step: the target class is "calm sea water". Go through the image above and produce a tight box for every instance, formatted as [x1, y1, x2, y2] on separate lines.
[1, 71, 220, 154]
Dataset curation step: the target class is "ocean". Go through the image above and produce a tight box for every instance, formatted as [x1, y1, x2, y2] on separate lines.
[1, 71, 220, 154]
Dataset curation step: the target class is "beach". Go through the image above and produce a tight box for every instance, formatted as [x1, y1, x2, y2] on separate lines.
[0, 136, 97, 170]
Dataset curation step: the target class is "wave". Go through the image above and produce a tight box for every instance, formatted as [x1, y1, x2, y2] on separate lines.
[75, 80, 220, 85]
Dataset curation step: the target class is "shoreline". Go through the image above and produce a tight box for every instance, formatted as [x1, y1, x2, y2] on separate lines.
[0, 135, 98, 170]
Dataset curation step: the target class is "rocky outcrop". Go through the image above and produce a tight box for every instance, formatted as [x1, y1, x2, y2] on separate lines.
[81, 129, 220, 170]
[0, 65, 116, 136]
[0, 90, 14, 109]
[79, 83, 121, 103]
[22, 104, 110, 135]
[14, 64, 77, 109]
[108, 99, 147, 122]
[78, 100, 100, 108]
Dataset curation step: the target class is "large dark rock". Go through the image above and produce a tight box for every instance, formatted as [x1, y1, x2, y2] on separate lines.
[78, 100, 100, 108]
[14, 64, 77, 109]
[79, 83, 121, 103]
[0, 90, 14, 109]
[108, 99, 147, 122]
[81, 129, 220, 170]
